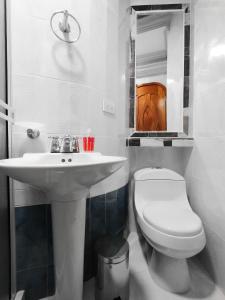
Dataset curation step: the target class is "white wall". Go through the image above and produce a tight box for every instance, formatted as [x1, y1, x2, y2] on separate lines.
[136, 74, 167, 86]
[136, 27, 167, 56]
[167, 12, 184, 132]
[185, 0, 225, 294]
[9, 0, 129, 206]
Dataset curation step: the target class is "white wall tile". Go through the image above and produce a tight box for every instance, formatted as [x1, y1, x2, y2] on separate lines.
[187, 176, 225, 239]
[12, 74, 72, 132]
[129, 147, 188, 176]
[11, 15, 89, 84]
[9, 0, 129, 206]
[185, 0, 225, 292]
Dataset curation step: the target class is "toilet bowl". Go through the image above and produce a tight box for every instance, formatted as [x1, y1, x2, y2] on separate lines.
[134, 168, 206, 294]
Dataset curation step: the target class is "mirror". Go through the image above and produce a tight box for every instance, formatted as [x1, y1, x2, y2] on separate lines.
[130, 6, 190, 136]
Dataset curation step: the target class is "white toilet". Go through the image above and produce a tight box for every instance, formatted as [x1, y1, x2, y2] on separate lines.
[134, 168, 206, 294]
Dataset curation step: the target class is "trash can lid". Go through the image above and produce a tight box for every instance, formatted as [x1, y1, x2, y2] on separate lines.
[95, 236, 129, 264]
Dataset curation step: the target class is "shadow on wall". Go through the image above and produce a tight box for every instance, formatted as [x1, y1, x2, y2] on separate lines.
[52, 41, 87, 82]
[129, 147, 193, 177]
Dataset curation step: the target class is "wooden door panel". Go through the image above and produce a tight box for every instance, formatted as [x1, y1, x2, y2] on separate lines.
[136, 82, 167, 131]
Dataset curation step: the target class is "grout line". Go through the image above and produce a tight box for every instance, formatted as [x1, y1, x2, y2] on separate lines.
[12, 72, 108, 97]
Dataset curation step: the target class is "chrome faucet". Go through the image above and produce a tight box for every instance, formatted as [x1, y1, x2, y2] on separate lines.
[61, 135, 72, 153]
[50, 135, 80, 153]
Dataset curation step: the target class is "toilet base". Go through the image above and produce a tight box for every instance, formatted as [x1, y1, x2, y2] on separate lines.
[149, 249, 190, 294]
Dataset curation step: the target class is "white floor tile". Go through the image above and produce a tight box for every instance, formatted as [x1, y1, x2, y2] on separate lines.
[83, 235, 225, 300]
[40, 235, 225, 300]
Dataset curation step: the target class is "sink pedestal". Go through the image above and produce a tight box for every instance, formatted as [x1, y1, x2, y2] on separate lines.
[49, 190, 89, 300]
[0, 152, 126, 300]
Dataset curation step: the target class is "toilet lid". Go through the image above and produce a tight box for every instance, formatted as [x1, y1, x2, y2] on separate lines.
[143, 201, 202, 237]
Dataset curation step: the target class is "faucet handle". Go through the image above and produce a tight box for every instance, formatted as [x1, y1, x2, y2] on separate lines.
[50, 136, 61, 153]
[72, 137, 80, 153]
[61, 135, 73, 153]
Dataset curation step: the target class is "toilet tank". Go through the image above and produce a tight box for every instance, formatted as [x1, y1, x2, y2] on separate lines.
[134, 168, 187, 206]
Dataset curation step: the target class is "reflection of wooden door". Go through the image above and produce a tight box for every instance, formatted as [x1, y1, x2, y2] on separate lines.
[136, 82, 167, 131]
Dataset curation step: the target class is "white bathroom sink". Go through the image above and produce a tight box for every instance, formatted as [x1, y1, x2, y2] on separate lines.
[0, 152, 127, 300]
[0, 152, 126, 196]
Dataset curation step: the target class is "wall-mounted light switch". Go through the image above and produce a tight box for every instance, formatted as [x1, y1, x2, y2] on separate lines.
[102, 100, 115, 115]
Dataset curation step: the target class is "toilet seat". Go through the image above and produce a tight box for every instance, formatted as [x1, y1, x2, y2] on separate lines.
[143, 201, 202, 237]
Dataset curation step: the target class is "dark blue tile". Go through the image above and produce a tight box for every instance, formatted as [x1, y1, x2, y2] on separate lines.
[183, 76, 190, 108]
[130, 132, 178, 138]
[16, 205, 48, 271]
[133, 5, 153, 11]
[117, 185, 128, 211]
[85, 200, 91, 241]
[17, 267, 47, 300]
[88, 194, 114, 278]
[47, 265, 55, 296]
[116, 186, 129, 233]
[127, 138, 140, 147]
[106, 190, 117, 203]
[84, 187, 128, 280]
[151, 4, 182, 10]
[90, 194, 106, 241]
[129, 63, 135, 78]
[184, 56, 190, 76]
[84, 198, 94, 281]
[131, 132, 148, 137]
[130, 39, 135, 66]
[133, 4, 182, 11]
[129, 98, 135, 128]
[106, 191, 121, 236]
[185, 47, 190, 56]
[164, 140, 173, 147]
[46, 205, 54, 267]
[129, 78, 135, 98]
[83, 248, 95, 281]
[185, 25, 190, 49]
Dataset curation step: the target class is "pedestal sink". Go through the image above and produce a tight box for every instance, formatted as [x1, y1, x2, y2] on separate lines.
[0, 152, 127, 300]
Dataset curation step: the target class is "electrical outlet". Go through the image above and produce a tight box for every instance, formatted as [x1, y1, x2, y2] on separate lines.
[102, 100, 115, 115]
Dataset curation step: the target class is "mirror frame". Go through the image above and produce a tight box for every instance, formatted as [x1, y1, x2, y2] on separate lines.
[129, 2, 192, 138]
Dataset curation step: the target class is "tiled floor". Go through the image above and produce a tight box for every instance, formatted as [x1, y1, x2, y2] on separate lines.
[83, 233, 225, 300]
[41, 233, 225, 300]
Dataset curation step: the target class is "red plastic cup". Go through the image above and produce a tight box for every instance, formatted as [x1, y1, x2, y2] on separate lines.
[83, 137, 87, 151]
[83, 137, 95, 152]
[90, 137, 95, 151]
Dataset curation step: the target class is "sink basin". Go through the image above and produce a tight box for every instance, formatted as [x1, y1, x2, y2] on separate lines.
[0, 152, 126, 196]
[0, 152, 127, 300]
